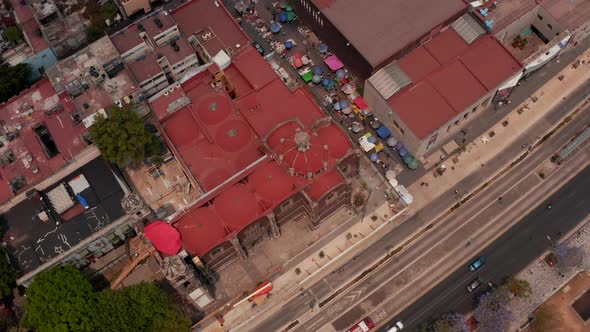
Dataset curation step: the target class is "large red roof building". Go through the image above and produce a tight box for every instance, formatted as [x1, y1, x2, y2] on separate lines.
[149, 45, 359, 270]
[365, 14, 522, 158]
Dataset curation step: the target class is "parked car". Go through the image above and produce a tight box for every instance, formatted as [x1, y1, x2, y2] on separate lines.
[386, 321, 404, 332]
[467, 277, 483, 293]
[347, 317, 375, 332]
[468, 256, 486, 271]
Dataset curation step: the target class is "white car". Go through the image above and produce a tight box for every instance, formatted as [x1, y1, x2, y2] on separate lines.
[386, 321, 404, 332]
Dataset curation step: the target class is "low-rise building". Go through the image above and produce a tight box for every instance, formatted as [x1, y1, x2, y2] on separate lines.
[472, 0, 590, 77]
[291, 0, 468, 80]
[365, 14, 522, 158]
[110, 10, 201, 97]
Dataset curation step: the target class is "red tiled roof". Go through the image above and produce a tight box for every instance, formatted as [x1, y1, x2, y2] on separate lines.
[305, 170, 344, 201]
[110, 25, 143, 54]
[424, 28, 469, 65]
[0, 79, 88, 203]
[460, 36, 522, 90]
[387, 31, 522, 139]
[160, 91, 264, 191]
[214, 183, 264, 232]
[10, 0, 33, 22]
[176, 206, 229, 256]
[21, 19, 48, 53]
[388, 82, 457, 139]
[428, 60, 487, 112]
[171, 0, 250, 57]
[248, 161, 297, 205]
[126, 52, 163, 82]
[398, 47, 441, 82]
[152, 46, 354, 256]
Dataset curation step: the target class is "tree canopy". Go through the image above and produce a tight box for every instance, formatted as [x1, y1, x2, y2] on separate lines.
[430, 312, 468, 332]
[3, 26, 21, 43]
[0, 247, 16, 299]
[504, 277, 532, 298]
[24, 267, 190, 332]
[553, 244, 585, 274]
[0, 64, 31, 103]
[24, 266, 94, 332]
[89, 106, 160, 166]
[90, 282, 191, 332]
[474, 288, 513, 332]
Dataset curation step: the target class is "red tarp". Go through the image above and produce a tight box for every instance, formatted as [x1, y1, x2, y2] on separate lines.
[353, 96, 369, 110]
[144, 221, 182, 255]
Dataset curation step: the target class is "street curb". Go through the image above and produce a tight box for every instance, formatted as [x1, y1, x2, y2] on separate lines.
[230, 206, 408, 332]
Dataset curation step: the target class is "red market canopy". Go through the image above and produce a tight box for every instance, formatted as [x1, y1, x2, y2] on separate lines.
[354, 96, 369, 110]
[144, 221, 182, 256]
[324, 55, 344, 71]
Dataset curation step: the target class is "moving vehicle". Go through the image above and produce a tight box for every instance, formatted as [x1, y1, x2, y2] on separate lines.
[386, 321, 404, 332]
[467, 277, 483, 293]
[347, 317, 375, 332]
[468, 256, 486, 271]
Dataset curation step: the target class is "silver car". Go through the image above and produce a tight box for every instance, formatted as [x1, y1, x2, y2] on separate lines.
[386, 321, 404, 332]
[467, 277, 483, 293]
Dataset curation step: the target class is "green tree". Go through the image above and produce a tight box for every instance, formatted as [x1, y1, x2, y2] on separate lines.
[0, 247, 16, 298]
[431, 312, 468, 332]
[89, 106, 157, 166]
[23, 266, 94, 332]
[3, 26, 21, 43]
[504, 277, 532, 298]
[90, 282, 190, 332]
[0, 64, 31, 103]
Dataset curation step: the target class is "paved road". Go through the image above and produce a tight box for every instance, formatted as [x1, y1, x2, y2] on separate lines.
[384, 164, 590, 331]
[247, 87, 590, 331]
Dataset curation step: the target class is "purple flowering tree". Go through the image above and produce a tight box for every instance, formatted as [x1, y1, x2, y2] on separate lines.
[432, 312, 469, 332]
[552, 244, 585, 274]
[474, 288, 513, 332]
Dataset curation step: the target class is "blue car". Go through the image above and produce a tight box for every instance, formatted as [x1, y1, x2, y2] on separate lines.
[469, 257, 486, 271]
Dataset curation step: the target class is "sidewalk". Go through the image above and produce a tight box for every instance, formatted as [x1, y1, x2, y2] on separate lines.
[508, 214, 590, 331]
[196, 156, 405, 332]
[406, 49, 590, 215]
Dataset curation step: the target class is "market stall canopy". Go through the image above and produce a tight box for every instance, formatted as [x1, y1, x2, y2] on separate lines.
[333, 101, 341, 110]
[312, 66, 324, 75]
[367, 135, 377, 144]
[398, 147, 408, 157]
[270, 23, 281, 33]
[319, 43, 328, 53]
[144, 221, 182, 256]
[403, 155, 420, 170]
[279, 12, 288, 23]
[358, 133, 375, 152]
[285, 40, 294, 49]
[342, 83, 356, 94]
[353, 96, 369, 110]
[370, 120, 382, 129]
[351, 123, 362, 133]
[370, 153, 379, 162]
[395, 142, 404, 150]
[312, 75, 322, 84]
[385, 170, 396, 180]
[386, 136, 398, 147]
[336, 69, 346, 78]
[287, 12, 296, 21]
[324, 55, 344, 71]
[394, 185, 413, 205]
[376, 126, 391, 139]
[299, 68, 313, 82]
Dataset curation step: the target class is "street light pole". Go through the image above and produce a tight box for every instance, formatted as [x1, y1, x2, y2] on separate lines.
[546, 235, 556, 248]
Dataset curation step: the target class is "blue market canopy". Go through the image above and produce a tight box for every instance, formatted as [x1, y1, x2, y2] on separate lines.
[284, 40, 294, 49]
[312, 66, 324, 75]
[376, 126, 391, 139]
[270, 23, 281, 33]
[398, 147, 408, 157]
[319, 43, 328, 53]
[279, 12, 288, 23]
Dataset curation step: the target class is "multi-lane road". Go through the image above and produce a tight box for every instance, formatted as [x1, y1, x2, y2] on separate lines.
[382, 164, 590, 331]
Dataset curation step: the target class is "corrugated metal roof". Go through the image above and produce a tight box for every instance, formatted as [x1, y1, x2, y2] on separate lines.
[451, 14, 485, 44]
[368, 63, 412, 100]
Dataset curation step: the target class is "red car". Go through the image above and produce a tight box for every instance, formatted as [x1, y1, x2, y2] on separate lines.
[347, 317, 375, 332]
